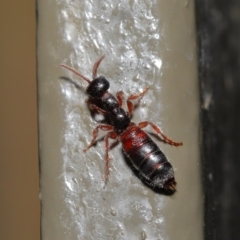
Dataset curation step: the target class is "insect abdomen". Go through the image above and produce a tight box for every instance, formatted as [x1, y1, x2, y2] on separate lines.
[120, 125, 176, 190]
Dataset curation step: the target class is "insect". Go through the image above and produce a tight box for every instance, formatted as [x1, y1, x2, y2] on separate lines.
[60, 56, 183, 193]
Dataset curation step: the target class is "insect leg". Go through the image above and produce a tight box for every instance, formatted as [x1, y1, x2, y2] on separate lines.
[83, 125, 114, 152]
[116, 91, 124, 107]
[85, 99, 107, 114]
[103, 131, 117, 183]
[92, 55, 105, 79]
[126, 87, 149, 115]
[138, 121, 183, 147]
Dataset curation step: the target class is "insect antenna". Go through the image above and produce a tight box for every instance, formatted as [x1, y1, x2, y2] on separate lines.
[60, 64, 91, 84]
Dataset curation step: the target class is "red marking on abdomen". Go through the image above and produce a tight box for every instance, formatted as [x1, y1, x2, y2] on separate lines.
[120, 126, 148, 153]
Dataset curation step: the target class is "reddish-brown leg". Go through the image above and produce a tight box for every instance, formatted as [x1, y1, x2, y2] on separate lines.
[138, 121, 183, 147]
[103, 131, 117, 183]
[92, 55, 105, 79]
[126, 87, 149, 115]
[116, 91, 124, 107]
[83, 125, 114, 152]
[60, 64, 91, 84]
[85, 99, 107, 114]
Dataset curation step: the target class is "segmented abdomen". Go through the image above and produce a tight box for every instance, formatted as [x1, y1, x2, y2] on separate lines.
[120, 125, 169, 180]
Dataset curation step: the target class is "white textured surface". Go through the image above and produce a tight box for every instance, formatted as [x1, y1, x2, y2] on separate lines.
[38, 0, 202, 239]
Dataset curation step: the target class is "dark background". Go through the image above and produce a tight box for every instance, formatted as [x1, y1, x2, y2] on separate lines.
[196, 0, 240, 239]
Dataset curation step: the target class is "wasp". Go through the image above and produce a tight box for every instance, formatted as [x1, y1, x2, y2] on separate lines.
[60, 56, 182, 193]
